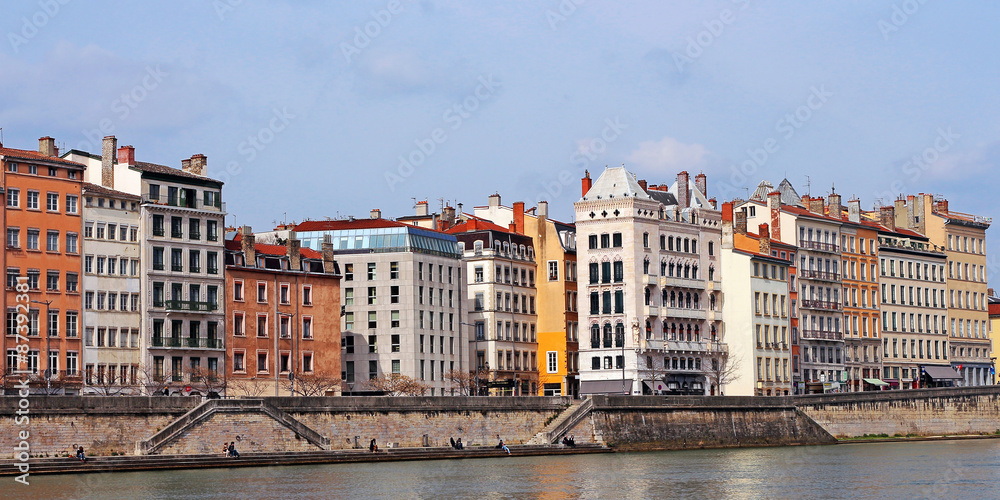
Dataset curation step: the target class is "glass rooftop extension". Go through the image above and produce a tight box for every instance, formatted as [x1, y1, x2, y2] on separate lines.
[298, 226, 460, 258]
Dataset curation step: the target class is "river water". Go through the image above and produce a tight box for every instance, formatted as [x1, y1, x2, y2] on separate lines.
[8, 439, 1000, 499]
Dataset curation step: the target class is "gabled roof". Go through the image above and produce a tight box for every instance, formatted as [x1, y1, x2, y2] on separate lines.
[582, 166, 651, 201]
[82, 182, 141, 201]
[1, 146, 86, 168]
[776, 179, 804, 207]
[132, 161, 222, 184]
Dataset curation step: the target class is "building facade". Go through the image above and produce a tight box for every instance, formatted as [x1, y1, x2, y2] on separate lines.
[839, 200, 884, 392]
[3, 137, 85, 394]
[225, 227, 341, 396]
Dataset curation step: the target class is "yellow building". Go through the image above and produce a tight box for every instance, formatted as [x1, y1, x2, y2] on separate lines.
[896, 194, 993, 385]
[475, 195, 580, 397]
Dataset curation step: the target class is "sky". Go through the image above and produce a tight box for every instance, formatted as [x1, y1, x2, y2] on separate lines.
[2, 1, 1000, 274]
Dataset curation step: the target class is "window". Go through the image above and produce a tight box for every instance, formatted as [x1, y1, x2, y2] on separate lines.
[302, 317, 313, 338]
[6, 188, 18, 208]
[233, 280, 244, 301]
[26, 190, 39, 210]
[6, 227, 19, 248]
[345, 264, 354, 281]
[66, 232, 78, 254]
[547, 351, 558, 373]
[234, 313, 245, 336]
[390, 261, 399, 279]
[368, 286, 377, 305]
[303, 285, 313, 305]
[257, 352, 269, 373]
[207, 220, 218, 241]
[367, 262, 376, 280]
[257, 315, 268, 337]
[257, 282, 267, 303]
[548, 261, 559, 281]
[26, 229, 39, 250]
[368, 311, 377, 329]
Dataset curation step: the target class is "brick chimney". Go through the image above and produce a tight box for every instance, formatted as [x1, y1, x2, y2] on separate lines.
[637, 179, 648, 193]
[370, 208, 382, 219]
[676, 171, 690, 209]
[934, 198, 949, 214]
[828, 192, 842, 220]
[759, 223, 771, 255]
[734, 208, 747, 236]
[879, 206, 895, 231]
[181, 158, 191, 171]
[117, 145, 135, 166]
[287, 238, 301, 271]
[808, 197, 824, 215]
[848, 199, 861, 223]
[708, 197, 717, 209]
[442, 206, 455, 229]
[186, 154, 206, 176]
[38, 136, 56, 157]
[240, 226, 256, 267]
[721, 201, 734, 249]
[513, 201, 525, 234]
[581, 170, 593, 198]
[695, 173, 707, 197]
[768, 192, 782, 242]
[322, 234, 337, 274]
[101, 136, 117, 188]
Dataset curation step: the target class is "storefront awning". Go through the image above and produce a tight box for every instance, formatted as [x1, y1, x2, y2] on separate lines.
[862, 378, 889, 386]
[922, 365, 962, 380]
[580, 379, 632, 395]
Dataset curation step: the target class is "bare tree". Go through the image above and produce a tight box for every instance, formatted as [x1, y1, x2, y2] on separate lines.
[85, 368, 138, 396]
[706, 349, 743, 396]
[367, 374, 427, 396]
[637, 355, 672, 394]
[288, 374, 341, 396]
[229, 377, 269, 397]
[444, 369, 483, 396]
[189, 367, 227, 397]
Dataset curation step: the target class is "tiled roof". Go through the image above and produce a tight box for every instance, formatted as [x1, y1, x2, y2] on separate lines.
[82, 182, 141, 201]
[1, 147, 86, 168]
[294, 218, 410, 232]
[227, 234, 322, 259]
[132, 161, 222, 183]
[445, 217, 511, 234]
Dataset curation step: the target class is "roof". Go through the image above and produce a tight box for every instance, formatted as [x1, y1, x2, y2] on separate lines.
[749, 179, 804, 207]
[132, 161, 222, 184]
[781, 205, 845, 224]
[445, 217, 511, 235]
[581, 166, 651, 201]
[1, 146, 86, 168]
[226, 234, 323, 259]
[294, 218, 411, 232]
[82, 182, 141, 201]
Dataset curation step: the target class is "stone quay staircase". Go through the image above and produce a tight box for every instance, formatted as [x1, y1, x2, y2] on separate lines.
[137, 398, 329, 455]
[527, 398, 594, 445]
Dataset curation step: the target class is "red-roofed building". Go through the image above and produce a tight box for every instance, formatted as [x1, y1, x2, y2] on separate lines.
[2, 137, 86, 394]
[225, 226, 341, 396]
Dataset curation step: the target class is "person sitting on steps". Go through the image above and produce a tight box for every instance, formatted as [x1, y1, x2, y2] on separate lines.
[76, 446, 87, 462]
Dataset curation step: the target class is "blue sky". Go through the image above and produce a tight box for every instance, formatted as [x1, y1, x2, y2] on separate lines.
[2, 1, 999, 272]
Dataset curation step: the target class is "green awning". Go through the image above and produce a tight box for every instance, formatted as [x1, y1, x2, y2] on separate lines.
[863, 378, 889, 386]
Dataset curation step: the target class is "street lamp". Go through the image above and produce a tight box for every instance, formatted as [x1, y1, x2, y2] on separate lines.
[31, 300, 53, 395]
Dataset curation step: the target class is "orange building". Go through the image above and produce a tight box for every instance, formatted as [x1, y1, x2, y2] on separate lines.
[225, 227, 341, 396]
[836, 198, 883, 391]
[3, 137, 85, 394]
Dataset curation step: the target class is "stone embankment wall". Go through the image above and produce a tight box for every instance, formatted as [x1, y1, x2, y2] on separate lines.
[566, 396, 837, 451]
[795, 386, 1000, 438]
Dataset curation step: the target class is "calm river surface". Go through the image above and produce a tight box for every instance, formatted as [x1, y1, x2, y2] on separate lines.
[8, 440, 1000, 499]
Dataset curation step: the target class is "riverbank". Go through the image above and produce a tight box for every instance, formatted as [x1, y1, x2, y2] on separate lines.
[0, 443, 611, 476]
[837, 433, 1000, 444]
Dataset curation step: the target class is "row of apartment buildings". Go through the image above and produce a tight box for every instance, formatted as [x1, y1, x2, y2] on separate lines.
[2, 135, 994, 396]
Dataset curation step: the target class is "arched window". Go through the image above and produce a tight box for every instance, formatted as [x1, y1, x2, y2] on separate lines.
[710, 294, 717, 310]
[695, 358, 702, 370]
[708, 241, 714, 256]
[662, 321, 669, 336]
[686, 324, 692, 341]
[692, 265, 698, 280]
[684, 239, 690, 253]
[591, 324, 600, 348]
[643, 258, 650, 275]
[614, 323, 625, 348]
[474, 240, 483, 255]
[694, 325, 700, 342]
[644, 287, 651, 305]
[603, 323, 613, 348]
[668, 262, 675, 277]
[684, 264, 690, 278]
[670, 291, 676, 307]
[685, 292, 692, 308]
[661, 260, 667, 275]
[661, 289, 668, 306]
[692, 239, 698, 253]
[708, 266, 715, 281]
[711, 325, 717, 341]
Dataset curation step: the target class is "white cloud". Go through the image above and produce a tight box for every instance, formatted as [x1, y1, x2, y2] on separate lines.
[625, 136, 708, 172]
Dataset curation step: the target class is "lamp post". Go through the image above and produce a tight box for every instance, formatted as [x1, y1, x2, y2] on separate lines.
[31, 300, 53, 395]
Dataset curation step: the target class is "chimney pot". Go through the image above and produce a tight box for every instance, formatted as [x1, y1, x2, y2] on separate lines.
[695, 173, 707, 197]
[759, 223, 771, 255]
[186, 154, 207, 176]
[117, 145, 135, 166]
[101, 136, 117, 188]
[581, 170, 593, 198]
[370, 209, 382, 219]
[287, 238, 302, 271]
[676, 171, 690, 209]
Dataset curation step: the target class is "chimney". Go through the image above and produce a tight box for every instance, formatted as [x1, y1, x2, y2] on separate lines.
[488, 193, 501, 209]
[721, 202, 734, 249]
[38, 136, 56, 157]
[879, 206, 895, 231]
[988, 288, 995, 298]
[287, 238, 302, 271]
[848, 199, 861, 223]
[808, 197, 825, 215]
[637, 179, 648, 193]
[768, 192, 782, 242]
[186, 154, 206, 176]
[415, 200, 429, 217]
[734, 209, 747, 236]
[894, 197, 907, 229]
[117, 145, 135, 166]
[240, 226, 256, 267]
[443, 206, 456, 229]
[181, 158, 191, 171]
[676, 171, 690, 209]
[322, 234, 337, 274]
[695, 173, 707, 197]
[537, 201, 548, 220]
[457, 203, 464, 220]
[513, 201, 525, 234]
[828, 192, 842, 220]
[101, 136, 117, 188]
[935, 198, 949, 214]
[581, 170, 593, 198]
[370, 208, 382, 219]
[759, 223, 771, 255]
[708, 197, 717, 210]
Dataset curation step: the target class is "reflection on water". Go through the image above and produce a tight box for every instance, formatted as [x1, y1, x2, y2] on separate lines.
[10, 440, 1000, 499]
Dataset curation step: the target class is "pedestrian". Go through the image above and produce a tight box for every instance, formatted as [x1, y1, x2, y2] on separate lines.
[369, 438, 378, 453]
[497, 437, 510, 455]
[76, 446, 87, 462]
[223, 442, 230, 457]
[228, 441, 239, 459]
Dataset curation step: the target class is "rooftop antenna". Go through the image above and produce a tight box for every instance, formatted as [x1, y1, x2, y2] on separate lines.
[804, 175, 811, 196]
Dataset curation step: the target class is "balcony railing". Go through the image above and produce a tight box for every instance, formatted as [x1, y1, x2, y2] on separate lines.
[153, 263, 164, 271]
[164, 300, 218, 312]
[151, 337, 223, 349]
[660, 276, 707, 289]
[171, 230, 183, 238]
[800, 299, 842, 311]
[190, 266, 201, 274]
[799, 269, 841, 282]
[153, 227, 165, 237]
[190, 231, 201, 240]
[800, 329, 844, 341]
[800, 240, 839, 253]
[660, 307, 707, 319]
[207, 267, 218, 275]
[644, 340, 729, 354]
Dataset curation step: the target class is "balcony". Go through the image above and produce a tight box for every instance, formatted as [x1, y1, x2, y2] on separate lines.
[190, 266, 201, 274]
[153, 227, 165, 237]
[153, 263, 164, 271]
[661, 307, 707, 319]
[800, 329, 845, 341]
[799, 240, 839, 253]
[799, 269, 841, 282]
[171, 230, 183, 239]
[800, 299, 842, 311]
[708, 309, 722, 322]
[644, 305, 658, 317]
[644, 274, 657, 285]
[171, 265, 183, 272]
[644, 339, 729, 354]
[164, 300, 218, 313]
[660, 276, 707, 289]
[151, 336, 223, 349]
[757, 341, 789, 350]
[190, 231, 201, 240]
